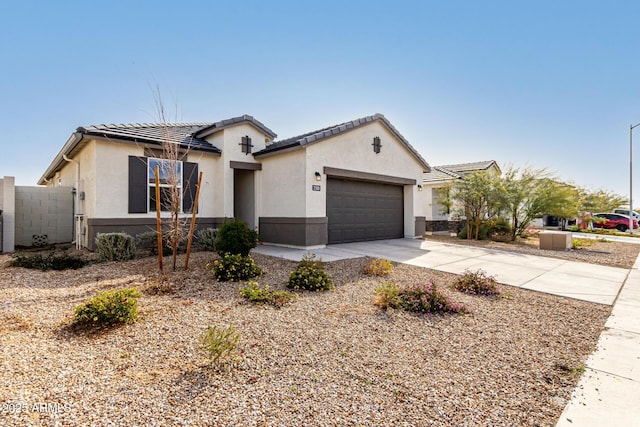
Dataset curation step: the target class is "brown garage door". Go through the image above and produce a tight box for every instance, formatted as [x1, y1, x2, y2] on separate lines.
[327, 178, 404, 244]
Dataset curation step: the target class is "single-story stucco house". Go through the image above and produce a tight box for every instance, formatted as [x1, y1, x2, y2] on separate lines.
[423, 160, 501, 234]
[39, 113, 431, 249]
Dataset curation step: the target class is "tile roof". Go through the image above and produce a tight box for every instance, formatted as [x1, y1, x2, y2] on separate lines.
[194, 114, 277, 140]
[39, 115, 274, 184]
[423, 160, 499, 183]
[437, 160, 498, 173]
[253, 113, 430, 171]
[78, 122, 221, 153]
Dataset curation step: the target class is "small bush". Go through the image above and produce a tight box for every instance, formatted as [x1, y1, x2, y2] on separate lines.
[11, 253, 88, 271]
[142, 275, 174, 295]
[362, 258, 393, 276]
[572, 238, 597, 249]
[486, 217, 512, 235]
[373, 282, 400, 309]
[374, 280, 466, 314]
[239, 281, 297, 307]
[287, 254, 334, 291]
[95, 233, 136, 261]
[453, 269, 500, 296]
[457, 224, 489, 240]
[200, 324, 240, 368]
[73, 288, 141, 326]
[208, 254, 264, 282]
[568, 225, 581, 232]
[216, 220, 258, 257]
[486, 217, 512, 242]
[196, 228, 218, 251]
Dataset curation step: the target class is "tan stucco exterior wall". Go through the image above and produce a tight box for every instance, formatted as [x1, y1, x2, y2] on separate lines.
[205, 123, 270, 223]
[305, 121, 426, 237]
[259, 149, 306, 217]
[423, 184, 450, 221]
[1, 177, 16, 252]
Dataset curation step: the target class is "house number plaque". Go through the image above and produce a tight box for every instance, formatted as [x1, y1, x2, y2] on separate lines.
[312, 185, 321, 191]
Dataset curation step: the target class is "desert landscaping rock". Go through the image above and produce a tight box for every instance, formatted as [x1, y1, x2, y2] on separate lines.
[1, 251, 610, 426]
[424, 234, 640, 269]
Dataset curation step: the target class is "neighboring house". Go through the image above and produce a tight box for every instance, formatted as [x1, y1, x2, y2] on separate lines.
[422, 160, 501, 234]
[39, 113, 431, 249]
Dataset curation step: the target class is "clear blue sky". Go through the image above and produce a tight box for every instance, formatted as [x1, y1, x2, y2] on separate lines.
[1, 1, 639, 200]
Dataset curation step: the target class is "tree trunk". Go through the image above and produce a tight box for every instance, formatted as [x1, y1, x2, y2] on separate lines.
[465, 205, 471, 240]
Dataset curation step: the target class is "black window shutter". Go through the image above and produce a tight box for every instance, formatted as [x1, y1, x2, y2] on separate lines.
[128, 156, 148, 213]
[183, 162, 199, 213]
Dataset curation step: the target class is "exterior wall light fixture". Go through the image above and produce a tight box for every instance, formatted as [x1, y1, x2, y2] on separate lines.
[314, 171, 322, 181]
[417, 184, 423, 191]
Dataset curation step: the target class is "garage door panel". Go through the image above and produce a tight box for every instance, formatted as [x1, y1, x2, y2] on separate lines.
[327, 178, 403, 244]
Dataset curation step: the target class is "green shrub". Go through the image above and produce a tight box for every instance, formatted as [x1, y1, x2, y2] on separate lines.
[568, 225, 581, 232]
[373, 282, 400, 309]
[486, 217, 512, 241]
[208, 254, 264, 282]
[11, 253, 88, 271]
[95, 233, 136, 261]
[362, 258, 393, 276]
[215, 219, 258, 257]
[457, 224, 489, 240]
[73, 288, 141, 325]
[572, 238, 597, 249]
[200, 324, 240, 368]
[374, 280, 466, 314]
[239, 281, 297, 307]
[287, 254, 334, 291]
[452, 269, 500, 296]
[196, 228, 218, 251]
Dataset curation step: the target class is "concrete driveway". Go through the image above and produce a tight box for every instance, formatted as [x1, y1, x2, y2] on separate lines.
[255, 238, 627, 305]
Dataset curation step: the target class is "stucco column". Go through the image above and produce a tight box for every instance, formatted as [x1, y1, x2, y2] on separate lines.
[2, 176, 15, 253]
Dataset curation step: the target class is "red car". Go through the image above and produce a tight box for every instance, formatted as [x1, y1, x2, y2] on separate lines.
[592, 213, 638, 232]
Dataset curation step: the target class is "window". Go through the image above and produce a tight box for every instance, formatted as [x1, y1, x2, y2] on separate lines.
[148, 158, 182, 212]
[128, 156, 198, 214]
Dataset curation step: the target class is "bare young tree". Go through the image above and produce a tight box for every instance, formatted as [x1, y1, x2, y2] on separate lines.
[152, 87, 193, 271]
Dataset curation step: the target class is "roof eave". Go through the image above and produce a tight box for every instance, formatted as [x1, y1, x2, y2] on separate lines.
[38, 132, 84, 185]
[253, 142, 303, 158]
[254, 114, 431, 172]
[195, 115, 277, 140]
[82, 130, 222, 154]
[375, 114, 431, 172]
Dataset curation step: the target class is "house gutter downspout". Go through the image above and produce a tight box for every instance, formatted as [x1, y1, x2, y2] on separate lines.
[62, 154, 81, 249]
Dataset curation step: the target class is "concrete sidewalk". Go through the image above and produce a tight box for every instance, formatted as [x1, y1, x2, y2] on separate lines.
[556, 254, 640, 426]
[255, 238, 627, 305]
[255, 238, 640, 425]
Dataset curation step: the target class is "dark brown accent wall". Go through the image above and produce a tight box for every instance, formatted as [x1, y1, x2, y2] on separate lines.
[230, 161, 262, 170]
[414, 216, 426, 237]
[87, 217, 225, 250]
[323, 166, 416, 185]
[425, 220, 450, 233]
[259, 217, 328, 247]
[424, 220, 464, 234]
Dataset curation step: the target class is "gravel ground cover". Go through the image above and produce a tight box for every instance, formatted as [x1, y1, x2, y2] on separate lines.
[0, 251, 610, 426]
[423, 234, 640, 269]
